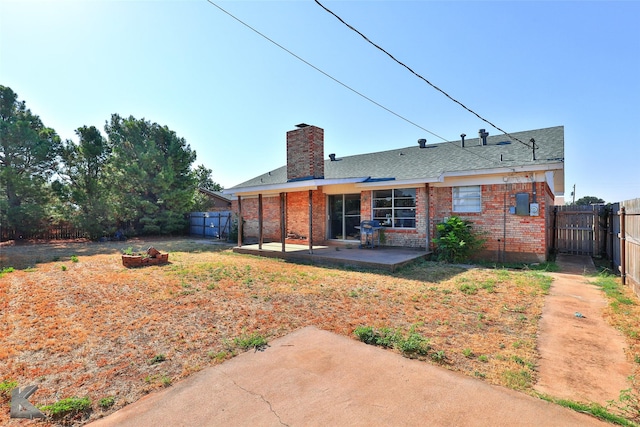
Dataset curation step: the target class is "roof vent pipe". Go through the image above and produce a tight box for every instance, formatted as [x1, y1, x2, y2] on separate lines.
[530, 138, 536, 161]
[418, 138, 427, 148]
[479, 129, 489, 145]
[460, 134, 466, 148]
[329, 153, 336, 161]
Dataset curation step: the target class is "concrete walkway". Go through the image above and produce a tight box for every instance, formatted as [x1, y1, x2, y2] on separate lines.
[534, 254, 633, 405]
[90, 326, 608, 427]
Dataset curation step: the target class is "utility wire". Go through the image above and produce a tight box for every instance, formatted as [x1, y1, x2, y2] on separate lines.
[204, 0, 517, 170]
[204, 0, 444, 141]
[313, 0, 535, 151]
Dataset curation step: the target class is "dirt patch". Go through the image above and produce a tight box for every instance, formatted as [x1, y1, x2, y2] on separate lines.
[534, 256, 634, 405]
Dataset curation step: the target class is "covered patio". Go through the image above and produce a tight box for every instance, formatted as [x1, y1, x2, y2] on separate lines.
[233, 242, 430, 272]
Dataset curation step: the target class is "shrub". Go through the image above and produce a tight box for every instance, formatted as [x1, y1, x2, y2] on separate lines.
[40, 396, 92, 419]
[234, 333, 268, 351]
[354, 325, 431, 356]
[432, 216, 485, 263]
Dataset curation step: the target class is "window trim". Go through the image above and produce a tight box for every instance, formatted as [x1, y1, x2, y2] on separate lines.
[452, 185, 482, 213]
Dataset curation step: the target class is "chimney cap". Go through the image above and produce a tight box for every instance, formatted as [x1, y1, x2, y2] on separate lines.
[295, 123, 310, 128]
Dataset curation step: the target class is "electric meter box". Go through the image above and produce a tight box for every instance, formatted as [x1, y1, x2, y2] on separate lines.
[530, 203, 540, 216]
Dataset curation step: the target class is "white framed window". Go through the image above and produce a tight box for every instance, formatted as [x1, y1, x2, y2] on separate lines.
[453, 186, 481, 213]
[372, 188, 416, 228]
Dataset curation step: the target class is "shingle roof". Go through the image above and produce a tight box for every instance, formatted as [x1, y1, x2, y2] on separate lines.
[198, 188, 235, 202]
[230, 126, 564, 189]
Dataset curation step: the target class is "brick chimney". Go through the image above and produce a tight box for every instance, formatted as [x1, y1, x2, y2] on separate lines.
[286, 124, 324, 181]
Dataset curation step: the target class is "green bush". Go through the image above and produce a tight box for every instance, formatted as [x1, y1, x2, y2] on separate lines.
[354, 325, 431, 357]
[40, 396, 92, 419]
[432, 216, 485, 263]
[234, 332, 268, 350]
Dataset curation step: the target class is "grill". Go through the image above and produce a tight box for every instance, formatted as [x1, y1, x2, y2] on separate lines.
[358, 220, 382, 249]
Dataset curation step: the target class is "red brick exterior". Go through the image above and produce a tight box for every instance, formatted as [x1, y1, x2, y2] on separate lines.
[287, 126, 324, 181]
[284, 191, 326, 244]
[232, 191, 326, 245]
[429, 182, 551, 262]
[235, 181, 551, 262]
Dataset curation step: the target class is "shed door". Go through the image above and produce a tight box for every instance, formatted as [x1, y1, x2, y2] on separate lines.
[328, 194, 361, 240]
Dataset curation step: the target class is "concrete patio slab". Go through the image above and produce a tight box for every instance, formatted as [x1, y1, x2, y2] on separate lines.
[233, 242, 430, 271]
[90, 326, 607, 427]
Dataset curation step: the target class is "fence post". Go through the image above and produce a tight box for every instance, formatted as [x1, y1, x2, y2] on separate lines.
[620, 206, 626, 285]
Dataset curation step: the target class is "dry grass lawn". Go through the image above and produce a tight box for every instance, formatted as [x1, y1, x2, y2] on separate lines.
[1, 238, 553, 425]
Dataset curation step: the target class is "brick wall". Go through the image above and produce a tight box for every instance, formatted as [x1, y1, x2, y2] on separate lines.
[285, 191, 326, 244]
[233, 191, 326, 244]
[429, 183, 548, 262]
[233, 181, 551, 261]
[286, 126, 325, 181]
[232, 196, 282, 242]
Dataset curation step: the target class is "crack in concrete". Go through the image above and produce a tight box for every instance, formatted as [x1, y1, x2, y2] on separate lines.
[229, 378, 289, 426]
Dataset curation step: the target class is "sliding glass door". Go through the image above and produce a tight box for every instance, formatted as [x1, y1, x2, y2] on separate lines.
[328, 194, 361, 240]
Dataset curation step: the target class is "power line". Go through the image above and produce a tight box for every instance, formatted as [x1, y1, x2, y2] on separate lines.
[204, 0, 515, 170]
[204, 0, 443, 141]
[313, 0, 535, 151]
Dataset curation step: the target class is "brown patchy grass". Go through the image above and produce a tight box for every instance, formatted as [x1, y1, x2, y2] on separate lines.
[0, 238, 551, 426]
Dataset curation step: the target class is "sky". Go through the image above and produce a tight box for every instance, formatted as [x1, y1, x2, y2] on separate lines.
[1, 0, 639, 203]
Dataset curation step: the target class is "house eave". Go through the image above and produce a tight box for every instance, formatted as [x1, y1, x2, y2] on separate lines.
[224, 177, 370, 197]
[441, 162, 564, 179]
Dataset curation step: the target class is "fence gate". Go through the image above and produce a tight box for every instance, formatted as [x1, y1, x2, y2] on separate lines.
[554, 205, 604, 256]
[190, 211, 232, 239]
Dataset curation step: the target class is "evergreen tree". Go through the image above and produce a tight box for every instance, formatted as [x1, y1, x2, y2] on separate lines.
[0, 86, 61, 237]
[105, 114, 196, 235]
[57, 126, 114, 239]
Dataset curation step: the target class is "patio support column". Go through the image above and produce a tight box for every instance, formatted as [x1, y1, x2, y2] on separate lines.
[237, 196, 243, 247]
[280, 192, 286, 253]
[308, 189, 313, 254]
[258, 193, 263, 250]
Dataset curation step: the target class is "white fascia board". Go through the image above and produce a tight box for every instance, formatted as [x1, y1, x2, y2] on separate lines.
[355, 177, 440, 189]
[223, 177, 369, 197]
[441, 162, 564, 179]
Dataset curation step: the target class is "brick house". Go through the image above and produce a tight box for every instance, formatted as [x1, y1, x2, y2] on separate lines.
[197, 188, 234, 212]
[224, 124, 564, 262]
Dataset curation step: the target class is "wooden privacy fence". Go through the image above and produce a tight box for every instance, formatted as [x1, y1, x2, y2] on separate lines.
[554, 205, 606, 256]
[0, 225, 88, 241]
[611, 199, 640, 294]
[189, 211, 232, 240]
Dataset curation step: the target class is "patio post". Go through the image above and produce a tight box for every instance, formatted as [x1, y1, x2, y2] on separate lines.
[237, 196, 243, 247]
[308, 189, 313, 254]
[280, 192, 286, 253]
[258, 194, 263, 250]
